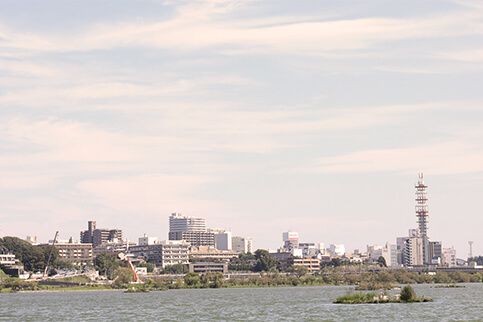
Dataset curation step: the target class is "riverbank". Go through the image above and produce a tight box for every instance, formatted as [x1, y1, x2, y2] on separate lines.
[2, 269, 483, 293]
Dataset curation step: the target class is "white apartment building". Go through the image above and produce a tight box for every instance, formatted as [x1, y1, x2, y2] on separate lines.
[130, 240, 190, 268]
[404, 236, 424, 266]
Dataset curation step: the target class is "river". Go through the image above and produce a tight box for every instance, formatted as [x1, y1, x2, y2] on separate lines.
[1, 284, 481, 321]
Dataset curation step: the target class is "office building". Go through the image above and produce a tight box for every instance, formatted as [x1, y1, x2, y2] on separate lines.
[52, 242, 93, 266]
[189, 262, 228, 274]
[232, 236, 253, 254]
[283, 231, 299, 251]
[214, 231, 232, 250]
[168, 213, 215, 247]
[129, 240, 190, 268]
[293, 257, 320, 273]
[189, 246, 238, 262]
[80, 221, 123, 247]
[429, 241, 442, 265]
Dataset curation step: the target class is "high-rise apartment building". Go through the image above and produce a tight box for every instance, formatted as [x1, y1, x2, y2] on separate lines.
[403, 236, 424, 266]
[168, 213, 214, 247]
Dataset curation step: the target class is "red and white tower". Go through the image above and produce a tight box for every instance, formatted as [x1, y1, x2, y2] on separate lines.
[415, 173, 430, 264]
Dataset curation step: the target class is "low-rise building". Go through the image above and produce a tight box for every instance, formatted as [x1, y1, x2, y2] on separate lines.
[189, 262, 228, 274]
[93, 240, 136, 257]
[293, 257, 320, 273]
[189, 246, 238, 262]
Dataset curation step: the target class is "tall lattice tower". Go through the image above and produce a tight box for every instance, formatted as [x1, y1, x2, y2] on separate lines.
[415, 173, 430, 264]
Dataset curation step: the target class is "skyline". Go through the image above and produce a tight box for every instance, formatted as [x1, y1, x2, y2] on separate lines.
[1, 0, 483, 255]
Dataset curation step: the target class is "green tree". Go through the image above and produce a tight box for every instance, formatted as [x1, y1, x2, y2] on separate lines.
[184, 272, 201, 288]
[113, 267, 134, 288]
[163, 264, 188, 274]
[377, 256, 387, 267]
[253, 249, 279, 272]
[94, 253, 120, 279]
[138, 262, 155, 273]
[292, 265, 308, 277]
[201, 272, 224, 288]
[0, 237, 55, 271]
[400, 285, 417, 302]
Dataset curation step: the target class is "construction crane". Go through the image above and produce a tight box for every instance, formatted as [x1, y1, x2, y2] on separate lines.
[43, 231, 59, 279]
[118, 252, 141, 283]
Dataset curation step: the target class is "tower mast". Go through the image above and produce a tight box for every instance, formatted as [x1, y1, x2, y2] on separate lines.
[415, 173, 430, 265]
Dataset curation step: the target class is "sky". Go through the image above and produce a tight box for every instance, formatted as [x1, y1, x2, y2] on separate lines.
[1, 0, 483, 257]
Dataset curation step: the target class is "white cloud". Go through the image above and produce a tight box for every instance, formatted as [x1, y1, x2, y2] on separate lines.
[1, 2, 482, 55]
[312, 141, 483, 175]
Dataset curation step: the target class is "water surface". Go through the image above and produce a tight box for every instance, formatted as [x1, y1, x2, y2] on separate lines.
[0, 284, 481, 321]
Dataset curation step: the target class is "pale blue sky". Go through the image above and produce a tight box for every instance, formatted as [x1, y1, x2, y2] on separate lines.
[1, 0, 483, 256]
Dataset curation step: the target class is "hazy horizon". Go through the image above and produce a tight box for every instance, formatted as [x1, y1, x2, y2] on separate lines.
[1, 0, 483, 256]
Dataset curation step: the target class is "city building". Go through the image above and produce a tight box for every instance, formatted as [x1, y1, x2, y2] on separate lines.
[442, 247, 457, 267]
[168, 213, 215, 247]
[189, 262, 228, 274]
[92, 240, 136, 257]
[299, 243, 319, 258]
[80, 220, 97, 243]
[403, 236, 424, 266]
[138, 234, 159, 246]
[25, 236, 38, 245]
[232, 236, 253, 254]
[129, 240, 190, 268]
[429, 241, 443, 265]
[80, 221, 123, 247]
[189, 246, 238, 262]
[382, 243, 397, 267]
[214, 231, 232, 250]
[169, 212, 206, 239]
[0, 253, 17, 265]
[0, 253, 25, 278]
[293, 257, 320, 273]
[282, 231, 299, 251]
[328, 244, 346, 257]
[52, 242, 93, 266]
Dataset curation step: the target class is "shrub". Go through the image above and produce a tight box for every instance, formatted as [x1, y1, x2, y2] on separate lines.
[400, 285, 417, 302]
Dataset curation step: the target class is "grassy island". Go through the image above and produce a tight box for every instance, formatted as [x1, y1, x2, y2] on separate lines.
[334, 285, 433, 304]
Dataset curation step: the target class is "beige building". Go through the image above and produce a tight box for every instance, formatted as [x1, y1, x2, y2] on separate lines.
[293, 258, 320, 273]
[189, 246, 238, 262]
[130, 240, 190, 268]
[54, 243, 93, 266]
[404, 236, 424, 266]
